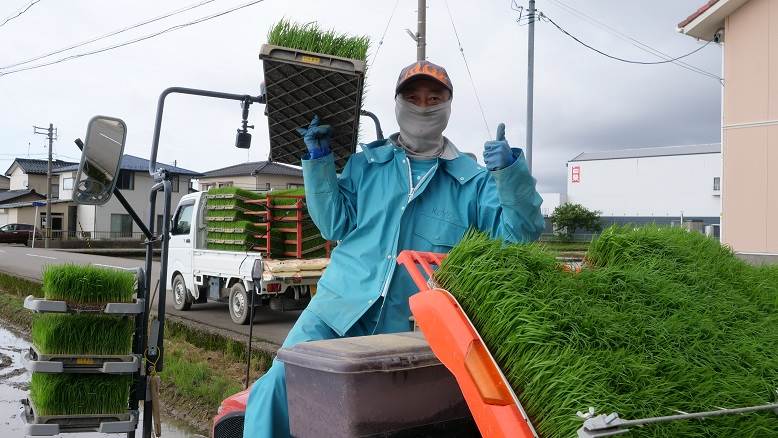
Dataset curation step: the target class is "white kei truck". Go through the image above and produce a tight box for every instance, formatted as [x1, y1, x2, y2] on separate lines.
[166, 191, 329, 324]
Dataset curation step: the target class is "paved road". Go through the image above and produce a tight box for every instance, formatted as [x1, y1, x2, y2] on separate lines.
[0, 244, 298, 348]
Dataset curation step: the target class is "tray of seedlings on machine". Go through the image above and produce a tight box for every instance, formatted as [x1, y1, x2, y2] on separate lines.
[260, 19, 369, 171]
[21, 264, 143, 435]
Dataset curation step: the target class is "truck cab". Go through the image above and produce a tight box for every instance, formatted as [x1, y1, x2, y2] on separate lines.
[167, 192, 328, 324]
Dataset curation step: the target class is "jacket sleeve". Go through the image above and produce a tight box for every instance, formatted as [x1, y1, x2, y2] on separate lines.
[301, 153, 360, 241]
[476, 148, 545, 243]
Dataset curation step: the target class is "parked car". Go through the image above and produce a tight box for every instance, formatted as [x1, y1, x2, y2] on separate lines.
[0, 223, 39, 245]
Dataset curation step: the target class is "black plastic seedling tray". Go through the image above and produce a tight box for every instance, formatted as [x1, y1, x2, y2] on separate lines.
[259, 44, 366, 171]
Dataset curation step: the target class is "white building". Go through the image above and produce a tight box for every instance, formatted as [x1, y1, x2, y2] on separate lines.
[539, 192, 566, 217]
[566, 144, 721, 225]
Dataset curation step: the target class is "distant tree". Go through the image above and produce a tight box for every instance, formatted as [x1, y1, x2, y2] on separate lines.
[550, 203, 602, 240]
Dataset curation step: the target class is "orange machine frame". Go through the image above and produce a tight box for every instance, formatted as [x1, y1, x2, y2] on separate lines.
[397, 250, 538, 438]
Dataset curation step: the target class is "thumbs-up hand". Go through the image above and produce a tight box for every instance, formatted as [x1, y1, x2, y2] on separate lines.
[483, 123, 516, 171]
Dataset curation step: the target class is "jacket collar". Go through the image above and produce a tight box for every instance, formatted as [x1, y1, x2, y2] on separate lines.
[360, 135, 484, 185]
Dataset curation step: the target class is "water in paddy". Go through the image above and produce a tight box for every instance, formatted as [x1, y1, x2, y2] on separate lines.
[0, 325, 203, 437]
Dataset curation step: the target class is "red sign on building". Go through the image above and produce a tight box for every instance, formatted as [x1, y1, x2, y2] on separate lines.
[571, 165, 580, 183]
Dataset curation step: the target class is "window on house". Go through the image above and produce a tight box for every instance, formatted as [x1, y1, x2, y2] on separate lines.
[218, 182, 233, 188]
[111, 214, 133, 238]
[713, 177, 720, 191]
[51, 183, 59, 200]
[171, 175, 180, 193]
[287, 183, 304, 189]
[62, 177, 73, 190]
[265, 182, 271, 191]
[116, 170, 134, 190]
[201, 183, 211, 191]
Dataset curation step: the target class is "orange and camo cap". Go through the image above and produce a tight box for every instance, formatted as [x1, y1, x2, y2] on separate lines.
[395, 60, 453, 96]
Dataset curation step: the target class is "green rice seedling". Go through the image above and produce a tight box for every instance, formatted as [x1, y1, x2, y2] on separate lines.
[205, 210, 247, 222]
[42, 264, 135, 304]
[32, 314, 133, 355]
[267, 19, 370, 61]
[206, 198, 264, 211]
[207, 220, 264, 235]
[30, 373, 132, 416]
[434, 229, 778, 437]
[207, 186, 262, 200]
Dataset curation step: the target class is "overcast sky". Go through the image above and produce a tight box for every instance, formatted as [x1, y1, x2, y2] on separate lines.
[0, 0, 721, 192]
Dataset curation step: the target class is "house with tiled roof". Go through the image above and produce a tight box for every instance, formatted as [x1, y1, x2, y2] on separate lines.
[0, 155, 201, 241]
[198, 160, 304, 192]
[0, 175, 9, 191]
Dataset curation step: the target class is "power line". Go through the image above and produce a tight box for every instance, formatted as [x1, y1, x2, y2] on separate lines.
[0, 0, 219, 70]
[443, 0, 490, 138]
[368, 0, 400, 67]
[0, 0, 267, 78]
[541, 12, 715, 66]
[0, 0, 40, 28]
[544, 0, 722, 83]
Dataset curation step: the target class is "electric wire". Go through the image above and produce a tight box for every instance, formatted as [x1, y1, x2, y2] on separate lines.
[0, 0, 267, 78]
[0, 0, 40, 28]
[545, 0, 722, 83]
[443, 0, 490, 138]
[541, 12, 715, 66]
[368, 0, 400, 67]
[0, 0, 219, 70]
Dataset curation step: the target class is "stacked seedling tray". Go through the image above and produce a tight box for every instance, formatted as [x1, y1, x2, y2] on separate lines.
[22, 264, 144, 435]
[260, 20, 369, 171]
[205, 187, 267, 252]
[245, 188, 331, 258]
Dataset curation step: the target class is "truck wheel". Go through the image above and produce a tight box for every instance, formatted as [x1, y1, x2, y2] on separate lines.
[172, 274, 193, 311]
[229, 283, 250, 325]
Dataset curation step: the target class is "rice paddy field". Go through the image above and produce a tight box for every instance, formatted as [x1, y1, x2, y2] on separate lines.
[41, 264, 135, 304]
[435, 226, 778, 437]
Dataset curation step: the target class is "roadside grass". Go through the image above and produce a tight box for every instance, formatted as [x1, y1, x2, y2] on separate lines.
[0, 271, 270, 432]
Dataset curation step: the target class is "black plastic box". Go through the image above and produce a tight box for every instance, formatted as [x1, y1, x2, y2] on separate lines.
[277, 332, 478, 437]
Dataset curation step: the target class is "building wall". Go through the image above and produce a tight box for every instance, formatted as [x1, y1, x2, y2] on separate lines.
[199, 174, 304, 192]
[722, 0, 778, 254]
[58, 171, 75, 201]
[0, 177, 9, 191]
[566, 153, 721, 218]
[539, 192, 565, 217]
[8, 166, 28, 190]
[93, 173, 193, 235]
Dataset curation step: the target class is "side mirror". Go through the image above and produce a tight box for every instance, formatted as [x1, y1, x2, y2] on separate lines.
[251, 258, 263, 286]
[73, 116, 127, 205]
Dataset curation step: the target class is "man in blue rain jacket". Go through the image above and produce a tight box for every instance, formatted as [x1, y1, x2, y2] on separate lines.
[244, 60, 545, 437]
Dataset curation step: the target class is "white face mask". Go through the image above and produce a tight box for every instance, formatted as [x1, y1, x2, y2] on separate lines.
[394, 96, 451, 158]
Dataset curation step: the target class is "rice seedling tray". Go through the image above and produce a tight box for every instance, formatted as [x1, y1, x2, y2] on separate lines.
[21, 398, 137, 435]
[24, 345, 140, 374]
[260, 44, 366, 171]
[24, 295, 144, 315]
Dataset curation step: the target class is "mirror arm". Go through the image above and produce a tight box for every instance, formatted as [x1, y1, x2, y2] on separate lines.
[74, 138, 154, 241]
[149, 87, 266, 177]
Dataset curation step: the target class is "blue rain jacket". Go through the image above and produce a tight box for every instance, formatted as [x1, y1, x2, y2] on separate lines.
[302, 138, 545, 336]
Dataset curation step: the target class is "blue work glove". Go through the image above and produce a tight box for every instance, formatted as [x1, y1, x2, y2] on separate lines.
[483, 123, 516, 171]
[295, 115, 332, 160]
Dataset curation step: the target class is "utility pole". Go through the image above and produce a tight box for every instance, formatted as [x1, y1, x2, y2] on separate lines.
[526, 0, 536, 173]
[33, 123, 56, 248]
[417, 0, 426, 61]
